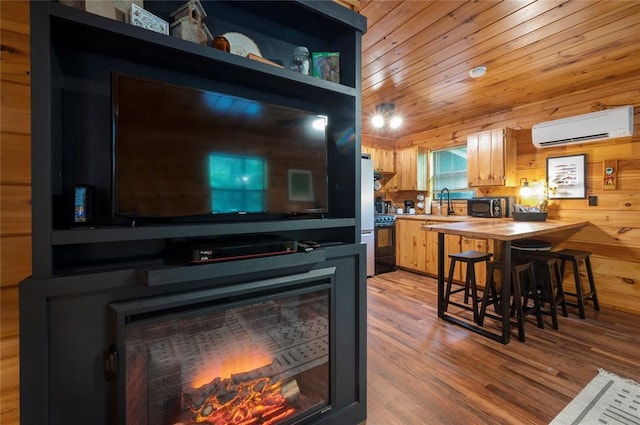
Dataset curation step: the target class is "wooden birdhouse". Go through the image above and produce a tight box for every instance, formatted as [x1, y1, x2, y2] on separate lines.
[169, 0, 213, 45]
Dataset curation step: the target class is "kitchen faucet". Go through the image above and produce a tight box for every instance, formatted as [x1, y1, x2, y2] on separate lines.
[439, 188, 455, 216]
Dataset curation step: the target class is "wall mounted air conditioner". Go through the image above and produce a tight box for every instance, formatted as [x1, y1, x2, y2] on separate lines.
[532, 105, 634, 148]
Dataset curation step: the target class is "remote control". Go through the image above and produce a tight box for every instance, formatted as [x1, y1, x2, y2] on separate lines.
[301, 240, 320, 248]
[297, 242, 313, 252]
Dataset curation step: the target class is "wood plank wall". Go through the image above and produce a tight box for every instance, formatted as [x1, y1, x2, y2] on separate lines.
[364, 74, 640, 315]
[1, 2, 29, 423]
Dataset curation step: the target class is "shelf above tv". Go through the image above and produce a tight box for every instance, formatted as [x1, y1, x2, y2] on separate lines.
[48, 1, 360, 99]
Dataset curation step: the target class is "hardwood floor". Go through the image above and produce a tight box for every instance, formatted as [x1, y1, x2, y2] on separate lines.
[364, 270, 640, 425]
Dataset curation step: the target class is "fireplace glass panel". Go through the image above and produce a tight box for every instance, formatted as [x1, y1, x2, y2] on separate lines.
[120, 287, 330, 425]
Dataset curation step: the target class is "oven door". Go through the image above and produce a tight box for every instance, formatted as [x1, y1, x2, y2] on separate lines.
[375, 224, 395, 257]
[374, 224, 396, 274]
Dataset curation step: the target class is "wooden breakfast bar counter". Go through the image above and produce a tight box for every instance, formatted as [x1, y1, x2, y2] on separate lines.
[426, 219, 589, 344]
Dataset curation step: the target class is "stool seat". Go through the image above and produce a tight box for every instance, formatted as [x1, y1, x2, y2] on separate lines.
[444, 250, 493, 324]
[550, 249, 599, 319]
[553, 249, 591, 260]
[511, 239, 552, 252]
[449, 250, 493, 261]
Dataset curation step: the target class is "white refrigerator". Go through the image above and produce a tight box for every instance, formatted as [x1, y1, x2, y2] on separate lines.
[361, 156, 375, 277]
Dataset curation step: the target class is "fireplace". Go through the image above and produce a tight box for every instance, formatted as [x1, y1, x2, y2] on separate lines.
[107, 276, 333, 425]
[20, 253, 370, 425]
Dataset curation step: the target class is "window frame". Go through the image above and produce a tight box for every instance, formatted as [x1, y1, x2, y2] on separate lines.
[429, 145, 475, 200]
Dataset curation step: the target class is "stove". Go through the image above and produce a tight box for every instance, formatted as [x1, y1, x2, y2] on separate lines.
[374, 214, 396, 227]
[373, 215, 396, 274]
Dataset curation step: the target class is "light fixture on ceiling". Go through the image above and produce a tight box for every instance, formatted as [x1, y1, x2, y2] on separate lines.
[371, 103, 402, 129]
[469, 66, 487, 78]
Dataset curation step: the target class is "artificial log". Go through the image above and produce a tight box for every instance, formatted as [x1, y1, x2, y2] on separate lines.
[180, 365, 300, 425]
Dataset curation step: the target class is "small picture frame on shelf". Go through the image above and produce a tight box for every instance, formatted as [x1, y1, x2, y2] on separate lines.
[128, 3, 169, 35]
[312, 52, 340, 83]
[288, 169, 314, 202]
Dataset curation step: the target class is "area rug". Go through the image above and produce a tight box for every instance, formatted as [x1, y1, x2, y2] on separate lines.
[550, 369, 640, 425]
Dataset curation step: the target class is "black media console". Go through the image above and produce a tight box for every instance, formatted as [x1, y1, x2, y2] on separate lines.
[164, 235, 298, 265]
[23, 2, 367, 425]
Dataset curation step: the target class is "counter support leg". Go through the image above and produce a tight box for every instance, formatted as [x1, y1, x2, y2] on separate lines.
[437, 232, 445, 318]
[502, 241, 512, 344]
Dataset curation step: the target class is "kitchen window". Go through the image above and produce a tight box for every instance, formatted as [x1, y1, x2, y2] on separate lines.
[430, 146, 474, 199]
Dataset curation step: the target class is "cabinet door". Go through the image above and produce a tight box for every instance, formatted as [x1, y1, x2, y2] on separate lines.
[377, 149, 395, 173]
[425, 223, 461, 278]
[396, 147, 427, 191]
[467, 128, 517, 187]
[363, 147, 395, 174]
[396, 219, 428, 273]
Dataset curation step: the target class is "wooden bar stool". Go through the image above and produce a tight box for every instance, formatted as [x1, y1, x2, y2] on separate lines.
[478, 260, 542, 342]
[511, 240, 566, 329]
[553, 249, 600, 319]
[521, 252, 568, 330]
[444, 250, 493, 324]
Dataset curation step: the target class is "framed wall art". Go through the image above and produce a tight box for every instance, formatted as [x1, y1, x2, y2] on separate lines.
[288, 169, 314, 202]
[546, 154, 587, 199]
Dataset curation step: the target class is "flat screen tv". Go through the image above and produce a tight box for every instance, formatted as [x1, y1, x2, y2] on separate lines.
[112, 73, 329, 222]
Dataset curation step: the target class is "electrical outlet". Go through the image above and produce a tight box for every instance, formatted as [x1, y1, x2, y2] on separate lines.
[588, 195, 598, 206]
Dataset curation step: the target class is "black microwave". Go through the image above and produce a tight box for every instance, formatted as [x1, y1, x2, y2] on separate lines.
[467, 197, 514, 218]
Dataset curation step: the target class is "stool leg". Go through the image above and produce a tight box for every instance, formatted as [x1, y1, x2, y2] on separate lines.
[444, 259, 457, 312]
[585, 256, 600, 311]
[468, 264, 479, 323]
[545, 263, 559, 330]
[571, 259, 586, 319]
[478, 267, 496, 326]
[527, 265, 544, 329]
[511, 270, 525, 342]
[463, 265, 472, 305]
[553, 261, 568, 317]
[521, 265, 543, 329]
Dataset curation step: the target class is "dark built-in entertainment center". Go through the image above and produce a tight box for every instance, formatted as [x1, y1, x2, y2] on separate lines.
[21, 2, 367, 424]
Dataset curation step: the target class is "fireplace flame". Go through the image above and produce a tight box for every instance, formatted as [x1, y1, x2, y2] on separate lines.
[190, 350, 273, 389]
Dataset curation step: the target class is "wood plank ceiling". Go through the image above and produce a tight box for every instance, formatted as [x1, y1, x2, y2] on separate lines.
[359, 0, 640, 140]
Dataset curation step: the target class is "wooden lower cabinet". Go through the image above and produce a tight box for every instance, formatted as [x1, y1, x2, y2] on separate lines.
[397, 219, 492, 287]
[425, 226, 461, 278]
[396, 219, 428, 273]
